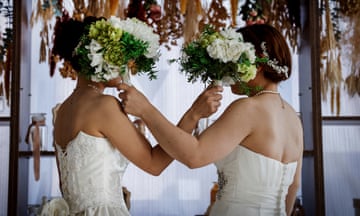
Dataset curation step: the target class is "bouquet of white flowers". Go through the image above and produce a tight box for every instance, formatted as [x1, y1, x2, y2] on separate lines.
[173, 25, 266, 88]
[74, 16, 160, 83]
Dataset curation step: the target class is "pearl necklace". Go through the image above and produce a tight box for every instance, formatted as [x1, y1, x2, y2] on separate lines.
[255, 90, 285, 108]
[73, 84, 102, 94]
[254, 90, 280, 97]
[87, 84, 102, 93]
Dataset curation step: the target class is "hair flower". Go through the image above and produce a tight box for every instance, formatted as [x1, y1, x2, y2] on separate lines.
[75, 16, 160, 83]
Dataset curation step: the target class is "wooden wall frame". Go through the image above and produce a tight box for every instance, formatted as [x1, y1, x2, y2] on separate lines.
[7, 0, 20, 214]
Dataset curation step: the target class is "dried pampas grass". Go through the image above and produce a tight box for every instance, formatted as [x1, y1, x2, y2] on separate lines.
[320, 0, 343, 115]
[343, 9, 360, 97]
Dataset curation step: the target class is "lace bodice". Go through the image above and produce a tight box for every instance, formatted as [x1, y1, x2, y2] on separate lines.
[55, 131, 130, 215]
[210, 145, 298, 216]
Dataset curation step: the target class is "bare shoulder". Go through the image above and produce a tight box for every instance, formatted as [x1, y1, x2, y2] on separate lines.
[95, 94, 125, 118]
[228, 97, 257, 111]
[219, 97, 260, 130]
[226, 97, 262, 116]
[283, 100, 303, 132]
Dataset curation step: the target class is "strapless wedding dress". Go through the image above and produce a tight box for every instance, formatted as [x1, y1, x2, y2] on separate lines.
[55, 131, 130, 216]
[210, 145, 298, 216]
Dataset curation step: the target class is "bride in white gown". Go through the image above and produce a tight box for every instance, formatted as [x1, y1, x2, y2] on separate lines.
[51, 15, 222, 215]
[118, 24, 303, 216]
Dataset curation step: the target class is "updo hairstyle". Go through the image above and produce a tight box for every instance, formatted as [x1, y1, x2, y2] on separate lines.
[236, 24, 292, 82]
[51, 15, 105, 72]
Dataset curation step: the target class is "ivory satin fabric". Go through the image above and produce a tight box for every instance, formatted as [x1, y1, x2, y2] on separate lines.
[210, 145, 297, 216]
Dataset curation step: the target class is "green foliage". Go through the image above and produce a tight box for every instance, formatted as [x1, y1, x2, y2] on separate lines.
[74, 19, 158, 82]
[76, 36, 95, 81]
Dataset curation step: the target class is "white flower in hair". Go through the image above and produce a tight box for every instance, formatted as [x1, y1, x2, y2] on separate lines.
[261, 42, 289, 78]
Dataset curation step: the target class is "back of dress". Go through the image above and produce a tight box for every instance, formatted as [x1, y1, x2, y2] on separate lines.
[55, 131, 130, 216]
[210, 145, 297, 216]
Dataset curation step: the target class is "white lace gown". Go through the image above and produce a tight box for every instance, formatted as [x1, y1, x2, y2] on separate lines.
[55, 131, 130, 216]
[210, 145, 298, 216]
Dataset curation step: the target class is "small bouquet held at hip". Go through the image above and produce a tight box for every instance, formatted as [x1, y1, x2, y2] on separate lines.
[74, 16, 160, 84]
[172, 25, 266, 88]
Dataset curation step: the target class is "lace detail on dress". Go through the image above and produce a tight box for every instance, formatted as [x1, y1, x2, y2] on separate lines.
[55, 132, 129, 214]
[216, 170, 228, 200]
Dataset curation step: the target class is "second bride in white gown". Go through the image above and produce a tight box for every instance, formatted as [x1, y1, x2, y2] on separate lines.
[118, 24, 303, 216]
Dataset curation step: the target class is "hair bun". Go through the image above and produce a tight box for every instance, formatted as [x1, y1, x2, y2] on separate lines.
[52, 17, 85, 62]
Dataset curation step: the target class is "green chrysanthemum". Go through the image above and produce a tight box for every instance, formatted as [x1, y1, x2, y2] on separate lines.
[73, 16, 160, 82]
[89, 19, 123, 44]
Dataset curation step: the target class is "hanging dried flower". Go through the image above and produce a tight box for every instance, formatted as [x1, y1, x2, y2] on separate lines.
[199, 0, 229, 33]
[153, 0, 183, 50]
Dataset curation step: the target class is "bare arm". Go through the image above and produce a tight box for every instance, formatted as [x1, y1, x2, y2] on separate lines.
[118, 84, 252, 168]
[177, 85, 223, 133]
[100, 96, 173, 176]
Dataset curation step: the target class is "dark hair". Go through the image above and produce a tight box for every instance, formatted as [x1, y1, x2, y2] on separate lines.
[236, 24, 292, 82]
[52, 15, 105, 71]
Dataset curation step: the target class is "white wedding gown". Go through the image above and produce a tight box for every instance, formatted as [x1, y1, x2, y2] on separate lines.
[55, 131, 130, 216]
[210, 145, 298, 216]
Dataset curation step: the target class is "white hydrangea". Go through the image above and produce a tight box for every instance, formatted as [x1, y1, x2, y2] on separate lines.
[110, 16, 160, 59]
[86, 39, 122, 82]
[226, 40, 247, 62]
[207, 38, 251, 63]
[207, 39, 229, 63]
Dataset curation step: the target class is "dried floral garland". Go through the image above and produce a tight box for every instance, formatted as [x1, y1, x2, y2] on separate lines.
[340, 1, 360, 97]
[126, 0, 161, 24]
[32, 0, 122, 78]
[238, 0, 301, 51]
[32, 0, 304, 80]
[199, 0, 229, 33]
[31, 0, 62, 77]
[319, 0, 360, 115]
[262, 0, 301, 52]
[152, 0, 183, 49]
[230, 0, 239, 27]
[320, 0, 342, 115]
[240, 0, 268, 26]
[183, 0, 203, 43]
[343, 13, 360, 97]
